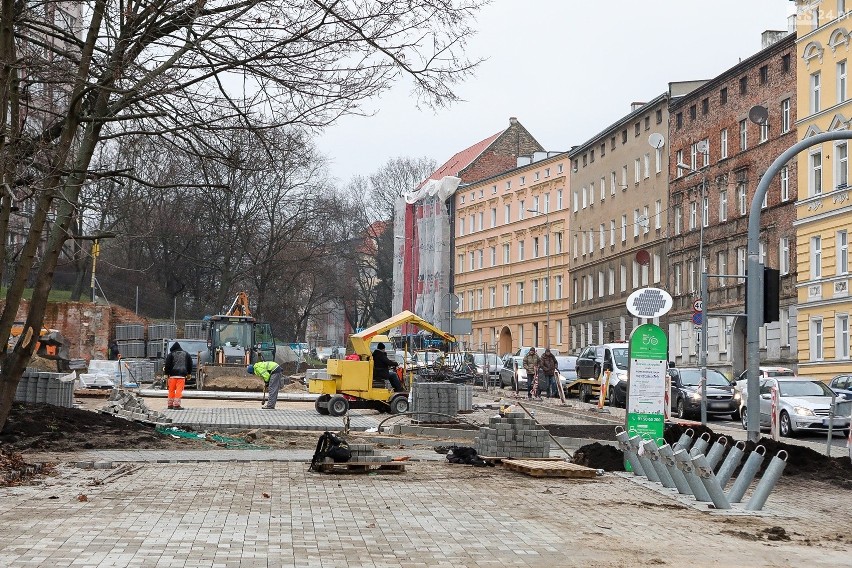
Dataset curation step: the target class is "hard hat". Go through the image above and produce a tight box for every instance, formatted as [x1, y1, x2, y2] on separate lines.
[246, 365, 254, 375]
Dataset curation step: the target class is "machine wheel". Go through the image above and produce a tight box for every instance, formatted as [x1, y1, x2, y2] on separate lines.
[607, 387, 617, 408]
[315, 395, 330, 415]
[740, 407, 749, 430]
[779, 411, 794, 437]
[327, 395, 349, 417]
[579, 383, 591, 403]
[676, 398, 687, 419]
[389, 395, 409, 414]
[730, 408, 741, 421]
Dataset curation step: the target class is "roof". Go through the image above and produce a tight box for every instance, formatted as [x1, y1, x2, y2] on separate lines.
[417, 131, 504, 189]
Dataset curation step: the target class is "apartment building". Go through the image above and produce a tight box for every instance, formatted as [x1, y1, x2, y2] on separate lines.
[567, 87, 702, 353]
[794, 1, 852, 380]
[667, 31, 798, 375]
[453, 153, 570, 355]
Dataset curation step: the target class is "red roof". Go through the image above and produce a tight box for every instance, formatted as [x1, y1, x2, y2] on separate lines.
[416, 130, 504, 189]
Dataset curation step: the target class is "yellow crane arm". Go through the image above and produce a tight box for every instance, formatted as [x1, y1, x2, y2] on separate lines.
[225, 292, 252, 317]
[350, 310, 455, 356]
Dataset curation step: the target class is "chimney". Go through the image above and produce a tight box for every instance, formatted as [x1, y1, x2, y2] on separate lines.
[509, 116, 518, 125]
[761, 30, 788, 49]
[631, 102, 646, 112]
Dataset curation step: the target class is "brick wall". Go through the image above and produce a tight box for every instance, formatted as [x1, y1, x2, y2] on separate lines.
[459, 118, 544, 184]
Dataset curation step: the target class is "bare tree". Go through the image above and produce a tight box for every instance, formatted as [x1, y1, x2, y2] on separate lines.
[0, 0, 484, 428]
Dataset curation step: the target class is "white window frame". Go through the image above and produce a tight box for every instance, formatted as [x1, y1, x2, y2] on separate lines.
[719, 190, 728, 221]
[555, 275, 563, 299]
[505, 203, 511, 223]
[610, 220, 616, 246]
[720, 128, 728, 159]
[674, 205, 682, 235]
[503, 243, 510, 264]
[689, 202, 697, 230]
[811, 150, 823, 196]
[702, 196, 709, 227]
[634, 158, 641, 184]
[779, 237, 790, 275]
[644, 153, 650, 179]
[781, 166, 790, 201]
[811, 317, 824, 361]
[620, 264, 627, 293]
[518, 240, 525, 261]
[653, 254, 661, 283]
[718, 251, 727, 286]
[655, 147, 663, 173]
[517, 282, 525, 304]
[739, 119, 748, 151]
[608, 267, 615, 295]
[781, 99, 791, 133]
[836, 142, 848, 190]
[812, 235, 822, 279]
[503, 284, 510, 307]
[738, 182, 747, 215]
[674, 264, 682, 295]
[633, 209, 640, 238]
[838, 230, 849, 275]
[840, 60, 848, 103]
[811, 71, 821, 114]
[621, 214, 627, 242]
[837, 314, 850, 360]
[599, 224, 605, 250]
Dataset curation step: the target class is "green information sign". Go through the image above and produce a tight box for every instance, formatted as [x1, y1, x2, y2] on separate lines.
[625, 323, 668, 470]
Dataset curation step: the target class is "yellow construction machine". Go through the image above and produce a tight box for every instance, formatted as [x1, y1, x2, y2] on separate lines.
[9, 323, 71, 371]
[309, 310, 455, 416]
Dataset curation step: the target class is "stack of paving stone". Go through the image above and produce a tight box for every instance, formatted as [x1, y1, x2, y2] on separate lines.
[475, 412, 550, 458]
[333, 443, 391, 464]
[411, 382, 458, 423]
[457, 384, 473, 411]
[99, 390, 171, 424]
[14, 369, 75, 407]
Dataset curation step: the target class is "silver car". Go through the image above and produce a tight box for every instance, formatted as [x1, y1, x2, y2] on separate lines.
[740, 377, 851, 437]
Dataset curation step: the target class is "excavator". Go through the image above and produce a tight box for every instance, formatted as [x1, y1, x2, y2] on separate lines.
[194, 292, 276, 390]
[9, 323, 71, 371]
[309, 310, 456, 416]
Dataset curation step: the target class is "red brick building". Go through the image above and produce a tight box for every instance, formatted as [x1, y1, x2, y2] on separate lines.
[667, 31, 798, 375]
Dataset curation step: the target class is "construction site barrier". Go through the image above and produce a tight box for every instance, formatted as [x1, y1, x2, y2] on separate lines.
[630, 435, 659, 483]
[705, 436, 728, 469]
[673, 448, 712, 502]
[615, 427, 645, 476]
[716, 441, 746, 490]
[692, 453, 731, 510]
[642, 439, 676, 489]
[688, 432, 711, 457]
[658, 443, 692, 495]
[673, 428, 694, 452]
[727, 445, 766, 503]
[745, 450, 788, 511]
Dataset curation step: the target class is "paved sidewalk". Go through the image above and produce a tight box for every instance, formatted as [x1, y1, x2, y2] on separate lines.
[161, 408, 379, 432]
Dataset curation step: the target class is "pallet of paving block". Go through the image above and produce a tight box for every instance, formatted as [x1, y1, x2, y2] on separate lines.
[478, 456, 565, 464]
[500, 459, 597, 479]
[315, 461, 406, 474]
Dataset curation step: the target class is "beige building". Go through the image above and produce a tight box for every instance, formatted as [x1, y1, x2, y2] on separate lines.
[567, 85, 704, 353]
[453, 153, 571, 356]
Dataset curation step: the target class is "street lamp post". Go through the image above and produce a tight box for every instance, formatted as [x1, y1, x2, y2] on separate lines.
[527, 209, 550, 347]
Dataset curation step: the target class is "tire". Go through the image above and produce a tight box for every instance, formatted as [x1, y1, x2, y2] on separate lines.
[390, 395, 409, 414]
[593, 365, 601, 381]
[327, 395, 349, 417]
[315, 395, 330, 415]
[676, 398, 687, 420]
[740, 407, 748, 430]
[607, 387, 617, 408]
[729, 408, 740, 421]
[779, 411, 794, 437]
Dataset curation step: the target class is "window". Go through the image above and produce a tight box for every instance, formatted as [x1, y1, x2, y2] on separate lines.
[838, 315, 850, 360]
[458, 219, 464, 237]
[674, 264, 682, 295]
[779, 237, 790, 275]
[532, 280, 539, 303]
[503, 243, 510, 264]
[837, 142, 848, 189]
[468, 215, 474, 233]
[621, 214, 627, 242]
[739, 119, 748, 151]
[781, 99, 791, 133]
[503, 284, 510, 307]
[739, 75, 748, 94]
[811, 318, 824, 361]
[469, 251, 475, 271]
[781, 166, 790, 201]
[717, 251, 727, 285]
[759, 65, 768, 85]
[556, 320, 563, 345]
[457, 254, 464, 273]
[599, 223, 605, 250]
[573, 279, 578, 304]
[838, 230, 849, 275]
[633, 209, 640, 237]
[759, 121, 768, 144]
[610, 171, 617, 195]
[720, 128, 728, 159]
[655, 147, 662, 173]
[572, 191, 578, 213]
[676, 112, 683, 129]
[600, 143, 606, 157]
[477, 289, 483, 310]
[643, 205, 649, 235]
[489, 287, 496, 308]
[517, 282, 525, 304]
[738, 182, 747, 216]
[620, 264, 627, 293]
[702, 196, 709, 227]
[689, 202, 697, 230]
[842, 0, 848, 14]
[490, 246, 496, 267]
[490, 208, 497, 228]
[543, 193, 550, 213]
[811, 236, 822, 278]
[720, 87, 728, 105]
[782, 53, 791, 73]
[653, 254, 661, 283]
[810, 72, 821, 114]
[535, 172, 540, 181]
[622, 129, 628, 144]
[477, 249, 483, 268]
[634, 158, 641, 184]
[581, 187, 587, 209]
[839, 60, 848, 103]
[588, 229, 594, 253]
[533, 237, 540, 258]
[644, 116, 650, 130]
[608, 268, 615, 295]
[506, 180, 512, 190]
[690, 143, 698, 171]
[635, 122, 641, 137]
[532, 195, 539, 213]
[689, 105, 696, 120]
[573, 234, 578, 259]
[634, 260, 641, 289]
[555, 275, 563, 299]
[644, 153, 650, 179]
[505, 203, 511, 223]
[519, 200, 525, 220]
[477, 212, 484, 231]
[520, 175, 525, 186]
[610, 220, 616, 246]
[653, 201, 661, 230]
[674, 205, 682, 235]
[545, 168, 551, 178]
[600, 177, 606, 201]
[737, 247, 747, 282]
[719, 190, 728, 221]
[676, 150, 684, 176]
[702, 98, 709, 115]
[656, 109, 663, 124]
[621, 165, 628, 188]
[518, 240, 525, 261]
[598, 271, 604, 297]
[811, 151, 823, 196]
[557, 189, 563, 209]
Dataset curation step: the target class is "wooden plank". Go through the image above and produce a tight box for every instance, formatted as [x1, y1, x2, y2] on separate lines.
[317, 462, 406, 474]
[501, 459, 598, 479]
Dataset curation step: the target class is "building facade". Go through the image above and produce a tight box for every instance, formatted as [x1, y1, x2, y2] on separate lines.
[794, 1, 852, 381]
[453, 153, 571, 355]
[567, 89, 699, 358]
[667, 32, 799, 376]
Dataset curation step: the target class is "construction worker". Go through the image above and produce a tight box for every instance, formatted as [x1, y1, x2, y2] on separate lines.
[164, 342, 193, 410]
[540, 348, 558, 398]
[523, 348, 541, 399]
[372, 343, 403, 392]
[248, 361, 284, 409]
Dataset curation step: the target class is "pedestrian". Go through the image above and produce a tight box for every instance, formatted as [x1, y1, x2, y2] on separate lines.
[108, 340, 120, 361]
[247, 361, 285, 409]
[164, 341, 193, 410]
[372, 343, 403, 392]
[522, 348, 541, 399]
[540, 348, 558, 398]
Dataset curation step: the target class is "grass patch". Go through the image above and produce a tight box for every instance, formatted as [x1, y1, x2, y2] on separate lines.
[0, 288, 74, 302]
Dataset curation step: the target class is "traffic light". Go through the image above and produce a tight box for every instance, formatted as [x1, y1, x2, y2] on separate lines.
[763, 267, 780, 324]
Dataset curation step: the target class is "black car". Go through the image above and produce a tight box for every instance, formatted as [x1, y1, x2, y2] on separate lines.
[669, 367, 740, 420]
[829, 374, 852, 399]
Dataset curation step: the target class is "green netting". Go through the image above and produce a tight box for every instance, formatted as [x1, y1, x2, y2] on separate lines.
[155, 426, 268, 449]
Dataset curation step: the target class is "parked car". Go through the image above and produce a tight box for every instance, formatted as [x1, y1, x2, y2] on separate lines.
[317, 346, 345, 362]
[555, 356, 577, 382]
[734, 366, 795, 394]
[828, 374, 852, 399]
[669, 367, 740, 420]
[575, 342, 629, 407]
[740, 377, 851, 437]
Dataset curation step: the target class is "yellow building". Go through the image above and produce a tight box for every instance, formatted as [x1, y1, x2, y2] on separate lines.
[795, 1, 852, 380]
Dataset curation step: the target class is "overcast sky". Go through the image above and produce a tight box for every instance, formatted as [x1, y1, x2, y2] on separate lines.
[317, 0, 797, 185]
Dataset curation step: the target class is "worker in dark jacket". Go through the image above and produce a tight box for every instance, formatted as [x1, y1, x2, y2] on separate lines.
[540, 348, 559, 398]
[372, 343, 403, 392]
[247, 361, 284, 409]
[164, 342, 193, 410]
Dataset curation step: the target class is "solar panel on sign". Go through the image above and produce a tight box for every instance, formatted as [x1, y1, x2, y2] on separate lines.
[625, 287, 674, 319]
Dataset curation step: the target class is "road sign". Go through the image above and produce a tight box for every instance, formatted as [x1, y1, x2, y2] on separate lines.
[692, 312, 703, 326]
[626, 323, 668, 471]
[692, 299, 703, 312]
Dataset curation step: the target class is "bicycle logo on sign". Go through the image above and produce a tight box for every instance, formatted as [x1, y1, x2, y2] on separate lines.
[642, 333, 659, 346]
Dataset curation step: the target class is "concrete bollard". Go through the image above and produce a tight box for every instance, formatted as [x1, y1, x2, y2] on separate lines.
[673, 449, 712, 502]
[642, 439, 676, 489]
[715, 441, 745, 490]
[692, 453, 731, 510]
[630, 435, 659, 482]
[658, 443, 692, 495]
[745, 450, 788, 511]
[615, 427, 645, 476]
[673, 428, 694, 452]
[727, 445, 766, 503]
[705, 436, 728, 470]
[689, 432, 712, 457]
